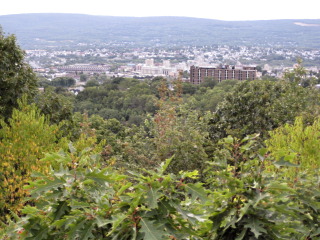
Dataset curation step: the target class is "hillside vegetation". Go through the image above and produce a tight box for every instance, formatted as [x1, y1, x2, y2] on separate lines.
[1, 26, 320, 239]
[1, 13, 320, 48]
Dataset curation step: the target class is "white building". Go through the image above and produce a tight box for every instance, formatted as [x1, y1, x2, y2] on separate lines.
[137, 59, 178, 77]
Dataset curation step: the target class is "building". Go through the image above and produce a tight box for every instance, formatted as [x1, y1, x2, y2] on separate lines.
[137, 59, 178, 77]
[145, 59, 154, 66]
[56, 64, 109, 74]
[190, 65, 257, 84]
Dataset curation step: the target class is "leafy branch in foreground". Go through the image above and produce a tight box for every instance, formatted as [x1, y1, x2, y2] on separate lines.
[1, 134, 319, 239]
[3, 145, 210, 240]
[203, 134, 319, 239]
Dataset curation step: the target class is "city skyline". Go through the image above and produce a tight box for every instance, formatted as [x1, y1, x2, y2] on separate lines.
[0, 0, 319, 21]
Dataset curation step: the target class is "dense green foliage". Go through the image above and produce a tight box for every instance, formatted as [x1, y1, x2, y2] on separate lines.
[204, 135, 320, 239]
[113, 81, 214, 175]
[74, 77, 158, 125]
[0, 33, 38, 120]
[50, 77, 76, 88]
[266, 116, 320, 177]
[3, 153, 209, 239]
[73, 78, 238, 127]
[209, 80, 320, 142]
[185, 80, 239, 113]
[1, 135, 319, 239]
[1, 32, 320, 239]
[0, 99, 64, 217]
[35, 88, 74, 125]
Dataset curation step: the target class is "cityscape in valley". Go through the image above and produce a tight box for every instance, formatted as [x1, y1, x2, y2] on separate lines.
[1, 14, 320, 90]
[26, 44, 320, 80]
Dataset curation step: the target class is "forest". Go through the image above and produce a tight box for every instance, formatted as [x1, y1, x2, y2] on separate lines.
[0, 32, 320, 239]
[1, 14, 320, 49]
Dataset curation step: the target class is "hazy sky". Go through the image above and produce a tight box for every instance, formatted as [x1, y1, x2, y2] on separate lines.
[0, 0, 319, 21]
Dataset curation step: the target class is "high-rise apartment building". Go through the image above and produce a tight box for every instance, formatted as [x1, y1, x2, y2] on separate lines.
[190, 65, 257, 84]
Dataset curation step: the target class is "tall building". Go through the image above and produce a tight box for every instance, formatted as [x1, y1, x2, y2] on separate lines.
[145, 59, 154, 66]
[190, 65, 257, 84]
[163, 60, 171, 68]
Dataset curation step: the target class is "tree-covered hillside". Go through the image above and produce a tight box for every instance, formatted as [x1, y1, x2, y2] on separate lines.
[1, 13, 320, 48]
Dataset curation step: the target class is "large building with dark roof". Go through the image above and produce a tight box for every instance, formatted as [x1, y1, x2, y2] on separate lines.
[190, 65, 257, 84]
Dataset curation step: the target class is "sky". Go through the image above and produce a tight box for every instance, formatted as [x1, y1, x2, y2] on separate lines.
[0, 0, 319, 21]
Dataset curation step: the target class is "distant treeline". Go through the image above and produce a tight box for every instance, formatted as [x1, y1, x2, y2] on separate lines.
[1, 14, 320, 48]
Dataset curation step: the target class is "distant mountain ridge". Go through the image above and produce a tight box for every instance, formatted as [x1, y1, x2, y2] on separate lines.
[0, 13, 320, 49]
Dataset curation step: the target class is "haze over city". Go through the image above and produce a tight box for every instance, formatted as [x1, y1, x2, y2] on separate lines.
[1, 0, 319, 21]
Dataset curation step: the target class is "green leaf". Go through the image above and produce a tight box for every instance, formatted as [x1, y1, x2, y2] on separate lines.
[158, 200, 175, 216]
[26, 227, 49, 240]
[68, 142, 76, 154]
[146, 187, 159, 209]
[241, 133, 259, 143]
[235, 228, 247, 240]
[54, 164, 71, 177]
[52, 218, 67, 228]
[223, 135, 234, 144]
[244, 217, 267, 238]
[41, 151, 71, 165]
[30, 171, 46, 178]
[21, 206, 40, 216]
[106, 214, 127, 236]
[31, 177, 65, 194]
[86, 169, 126, 185]
[173, 203, 206, 224]
[68, 218, 86, 239]
[258, 148, 268, 157]
[70, 200, 91, 209]
[53, 201, 69, 221]
[77, 222, 95, 240]
[131, 226, 137, 240]
[118, 182, 132, 195]
[85, 170, 112, 185]
[185, 183, 208, 203]
[273, 157, 299, 168]
[95, 216, 111, 228]
[181, 170, 199, 179]
[238, 192, 268, 222]
[311, 227, 320, 237]
[139, 218, 168, 240]
[159, 157, 173, 174]
[267, 182, 295, 193]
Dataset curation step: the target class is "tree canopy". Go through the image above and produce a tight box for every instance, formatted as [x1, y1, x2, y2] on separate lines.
[0, 33, 38, 119]
[209, 80, 320, 142]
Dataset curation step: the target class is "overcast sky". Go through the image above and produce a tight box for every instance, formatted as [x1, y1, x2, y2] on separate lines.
[0, 0, 319, 21]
